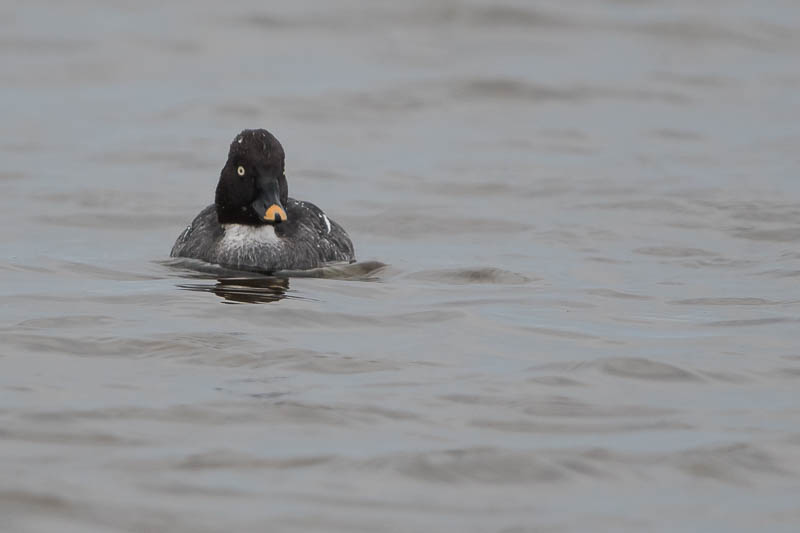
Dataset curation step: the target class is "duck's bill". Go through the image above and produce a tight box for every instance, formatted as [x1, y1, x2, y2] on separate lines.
[251, 180, 287, 224]
[264, 203, 287, 223]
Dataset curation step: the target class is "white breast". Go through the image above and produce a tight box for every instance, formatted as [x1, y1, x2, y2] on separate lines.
[221, 224, 280, 247]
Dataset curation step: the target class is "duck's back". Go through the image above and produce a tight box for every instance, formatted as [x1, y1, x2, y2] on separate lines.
[171, 198, 354, 272]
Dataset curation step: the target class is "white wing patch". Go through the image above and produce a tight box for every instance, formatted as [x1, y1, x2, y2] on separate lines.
[321, 213, 331, 234]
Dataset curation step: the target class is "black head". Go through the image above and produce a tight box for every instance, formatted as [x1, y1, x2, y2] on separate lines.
[215, 129, 289, 225]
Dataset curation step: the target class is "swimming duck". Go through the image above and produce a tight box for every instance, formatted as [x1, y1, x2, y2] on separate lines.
[171, 129, 355, 272]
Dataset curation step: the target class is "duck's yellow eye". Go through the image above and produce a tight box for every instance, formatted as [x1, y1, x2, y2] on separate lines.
[237, 166, 245, 176]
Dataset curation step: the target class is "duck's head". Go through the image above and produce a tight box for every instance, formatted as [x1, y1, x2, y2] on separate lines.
[215, 129, 289, 226]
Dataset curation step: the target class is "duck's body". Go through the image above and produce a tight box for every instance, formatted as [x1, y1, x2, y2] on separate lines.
[171, 199, 354, 272]
[170, 129, 355, 273]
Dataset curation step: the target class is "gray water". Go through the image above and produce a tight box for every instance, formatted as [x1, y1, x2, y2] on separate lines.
[2, 1, 800, 531]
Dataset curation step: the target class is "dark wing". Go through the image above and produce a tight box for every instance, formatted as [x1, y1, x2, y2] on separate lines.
[279, 198, 355, 265]
[170, 204, 223, 261]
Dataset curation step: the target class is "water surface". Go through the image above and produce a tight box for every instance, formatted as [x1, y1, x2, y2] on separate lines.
[2, 1, 800, 531]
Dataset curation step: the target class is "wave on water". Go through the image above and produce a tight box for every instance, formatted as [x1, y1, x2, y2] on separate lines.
[406, 267, 532, 285]
[163, 258, 387, 304]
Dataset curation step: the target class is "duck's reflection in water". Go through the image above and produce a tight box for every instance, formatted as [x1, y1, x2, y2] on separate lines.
[177, 276, 294, 304]
[168, 259, 387, 304]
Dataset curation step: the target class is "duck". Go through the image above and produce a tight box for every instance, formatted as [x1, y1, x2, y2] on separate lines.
[171, 129, 355, 273]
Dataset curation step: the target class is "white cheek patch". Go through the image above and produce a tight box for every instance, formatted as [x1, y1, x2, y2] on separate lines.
[322, 214, 331, 234]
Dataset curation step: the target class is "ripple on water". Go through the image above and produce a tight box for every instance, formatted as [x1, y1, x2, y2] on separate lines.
[470, 418, 691, 436]
[16, 315, 117, 329]
[634, 246, 716, 258]
[356, 441, 791, 488]
[282, 353, 400, 375]
[175, 450, 333, 471]
[407, 267, 531, 285]
[440, 393, 674, 418]
[670, 297, 780, 306]
[670, 443, 788, 483]
[527, 357, 703, 383]
[368, 448, 564, 485]
[235, 3, 569, 31]
[55, 260, 163, 281]
[731, 226, 800, 243]
[526, 376, 586, 387]
[277, 260, 387, 280]
[0, 262, 56, 275]
[585, 288, 652, 300]
[239, 308, 465, 330]
[0, 427, 144, 447]
[1, 331, 257, 361]
[166, 257, 386, 279]
[596, 357, 702, 382]
[167, 259, 387, 303]
[703, 317, 798, 327]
